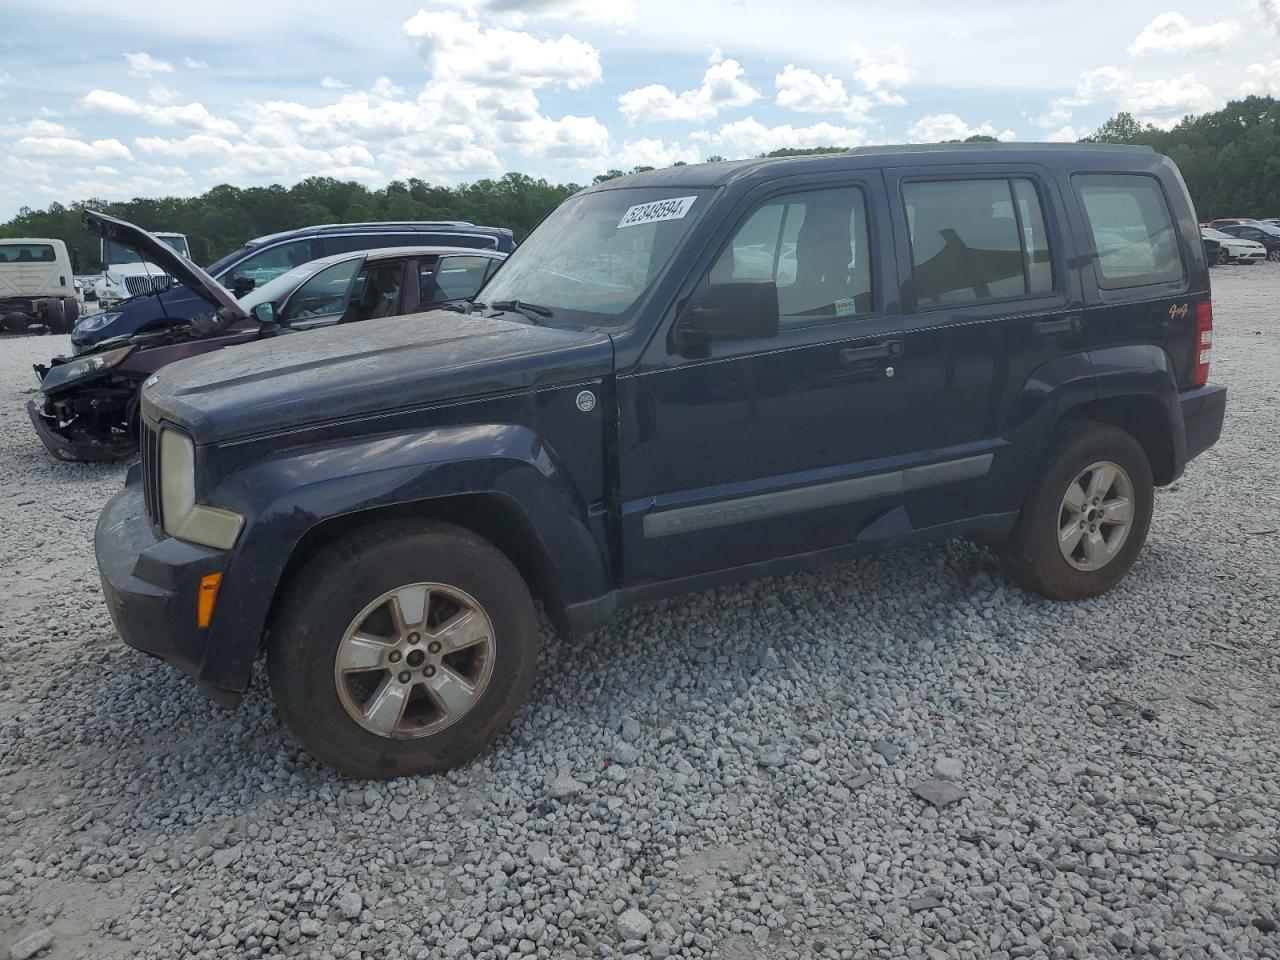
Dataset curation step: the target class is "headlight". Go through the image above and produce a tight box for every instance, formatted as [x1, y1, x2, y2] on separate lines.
[74, 311, 122, 335]
[39, 345, 134, 394]
[158, 428, 244, 550]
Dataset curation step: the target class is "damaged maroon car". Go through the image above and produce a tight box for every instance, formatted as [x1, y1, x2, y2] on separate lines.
[27, 212, 506, 461]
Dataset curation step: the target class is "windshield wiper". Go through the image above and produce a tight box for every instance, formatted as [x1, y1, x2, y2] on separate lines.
[487, 299, 554, 324]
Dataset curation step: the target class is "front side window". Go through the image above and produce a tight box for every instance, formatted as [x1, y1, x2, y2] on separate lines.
[280, 258, 362, 323]
[1074, 174, 1184, 288]
[706, 185, 874, 326]
[904, 177, 1055, 308]
[479, 187, 710, 328]
[425, 255, 492, 304]
[228, 239, 315, 288]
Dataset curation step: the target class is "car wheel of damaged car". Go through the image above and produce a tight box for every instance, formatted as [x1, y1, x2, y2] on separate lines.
[1005, 421, 1154, 601]
[267, 520, 537, 779]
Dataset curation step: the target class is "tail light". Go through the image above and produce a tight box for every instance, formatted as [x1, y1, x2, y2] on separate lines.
[1192, 298, 1213, 388]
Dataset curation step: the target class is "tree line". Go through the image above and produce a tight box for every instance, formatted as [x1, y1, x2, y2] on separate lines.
[5, 96, 1279, 269]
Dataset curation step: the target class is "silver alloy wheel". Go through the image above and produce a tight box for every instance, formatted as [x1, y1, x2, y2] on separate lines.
[334, 582, 496, 739]
[1269, 249, 1280, 262]
[1057, 460, 1135, 571]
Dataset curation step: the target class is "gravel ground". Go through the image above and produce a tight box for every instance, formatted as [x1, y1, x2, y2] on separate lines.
[0, 267, 1277, 960]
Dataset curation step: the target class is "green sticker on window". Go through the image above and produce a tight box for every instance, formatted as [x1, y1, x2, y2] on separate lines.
[834, 297, 858, 317]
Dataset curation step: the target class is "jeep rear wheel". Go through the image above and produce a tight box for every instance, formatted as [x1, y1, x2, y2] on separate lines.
[268, 520, 537, 779]
[1005, 421, 1154, 600]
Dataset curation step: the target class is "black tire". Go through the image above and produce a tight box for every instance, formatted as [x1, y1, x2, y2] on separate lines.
[1005, 420, 1154, 601]
[41, 297, 64, 333]
[267, 520, 537, 779]
[60, 297, 79, 333]
[2, 312, 31, 333]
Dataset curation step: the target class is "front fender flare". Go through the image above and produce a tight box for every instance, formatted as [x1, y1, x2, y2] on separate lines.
[198, 423, 608, 693]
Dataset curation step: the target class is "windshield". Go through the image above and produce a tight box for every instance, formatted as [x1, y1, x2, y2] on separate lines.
[1202, 228, 1233, 240]
[478, 187, 710, 328]
[102, 235, 190, 266]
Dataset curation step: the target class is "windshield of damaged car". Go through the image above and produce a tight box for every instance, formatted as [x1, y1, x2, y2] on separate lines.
[477, 188, 710, 328]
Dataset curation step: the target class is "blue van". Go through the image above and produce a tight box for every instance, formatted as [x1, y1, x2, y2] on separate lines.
[71, 220, 514, 352]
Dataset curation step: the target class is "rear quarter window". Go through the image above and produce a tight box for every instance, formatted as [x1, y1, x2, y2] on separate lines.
[1074, 174, 1185, 289]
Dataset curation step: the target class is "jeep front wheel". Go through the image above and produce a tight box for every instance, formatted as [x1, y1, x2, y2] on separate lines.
[1006, 421, 1154, 600]
[268, 520, 537, 779]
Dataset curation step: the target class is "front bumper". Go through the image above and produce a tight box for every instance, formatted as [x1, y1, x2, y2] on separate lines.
[95, 476, 241, 707]
[1180, 383, 1227, 465]
[26, 398, 136, 462]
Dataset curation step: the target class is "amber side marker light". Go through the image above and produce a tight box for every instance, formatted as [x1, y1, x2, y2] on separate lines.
[197, 573, 223, 628]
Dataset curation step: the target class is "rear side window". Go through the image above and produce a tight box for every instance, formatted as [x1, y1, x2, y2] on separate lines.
[1074, 174, 1184, 288]
[904, 178, 1055, 308]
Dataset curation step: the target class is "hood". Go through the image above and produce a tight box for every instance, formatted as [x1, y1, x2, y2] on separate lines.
[141, 310, 614, 443]
[82, 211, 246, 319]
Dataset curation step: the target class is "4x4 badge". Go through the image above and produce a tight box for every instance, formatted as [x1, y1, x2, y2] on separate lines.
[1169, 302, 1189, 320]
[575, 390, 596, 413]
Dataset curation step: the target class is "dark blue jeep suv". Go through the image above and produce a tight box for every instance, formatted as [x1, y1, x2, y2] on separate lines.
[71, 220, 514, 352]
[94, 144, 1226, 778]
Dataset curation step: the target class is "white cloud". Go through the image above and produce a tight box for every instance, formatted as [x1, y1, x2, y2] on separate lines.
[1032, 66, 1129, 128]
[0, 117, 73, 138]
[618, 57, 760, 123]
[697, 116, 866, 155]
[850, 43, 910, 106]
[459, 0, 634, 26]
[135, 134, 237, 158]
[82, 89, 242, 137]
[149, 84, 179, 104]
[321, 76, 350, 90]
[906, 113, 1015, 142]
[14, 136, 132, 161]
[1128, 13, 1239, 56]
[1241, 59, 1280, 95]
[1260, 0, 1280, 35]
[613, 138, 702, 169]
[184, 57, 209, 69]
[1044, 126, 1080, 142]
[404, 9, 602, 91]
[124, 52, 173, 77]
[774, 65, 872, 123]
[1123, 73, 1213, 119]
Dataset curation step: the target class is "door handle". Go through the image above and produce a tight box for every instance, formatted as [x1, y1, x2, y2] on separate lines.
[1032, 315, 1083, 336]
[839, 339, 903, 365]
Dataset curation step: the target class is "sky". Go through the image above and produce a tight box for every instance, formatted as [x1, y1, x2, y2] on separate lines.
[3, 0, 1280, 219]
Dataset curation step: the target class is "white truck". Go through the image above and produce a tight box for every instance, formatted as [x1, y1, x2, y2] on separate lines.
[0, 238, 80, 333]
[93, 231, 191, 307]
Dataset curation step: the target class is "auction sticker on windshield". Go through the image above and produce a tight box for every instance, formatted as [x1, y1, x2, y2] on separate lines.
[618, 196, 698, 229]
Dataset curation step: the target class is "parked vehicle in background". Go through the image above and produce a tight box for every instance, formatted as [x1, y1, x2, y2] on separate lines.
[1215, 223, 1280, 261]
[72, 221, 515, 353]
[75, 275, 99, 301]
[94, 143, 1226, 778]
[1202, 236, 1224, 266]
[93, 230, 190, 307]
[0, 239, 80, 333]
[29, 213, 505, 461]
[1200, 226, 1267, 264]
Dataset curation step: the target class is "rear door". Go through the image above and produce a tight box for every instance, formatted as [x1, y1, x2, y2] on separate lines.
[881, 163, 1086, 519]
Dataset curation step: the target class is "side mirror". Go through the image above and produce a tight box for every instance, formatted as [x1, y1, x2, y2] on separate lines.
[231, 275, 256, 296]
[674, 280, 779, 350]
[252, 302, 278, 326]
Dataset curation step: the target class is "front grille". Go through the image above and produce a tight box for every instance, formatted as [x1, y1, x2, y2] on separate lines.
[124, 274, 171, 297]
[141, 419, 162, 528]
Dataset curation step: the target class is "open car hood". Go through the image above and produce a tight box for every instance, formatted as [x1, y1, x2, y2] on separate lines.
[82, 211, 247, 320]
